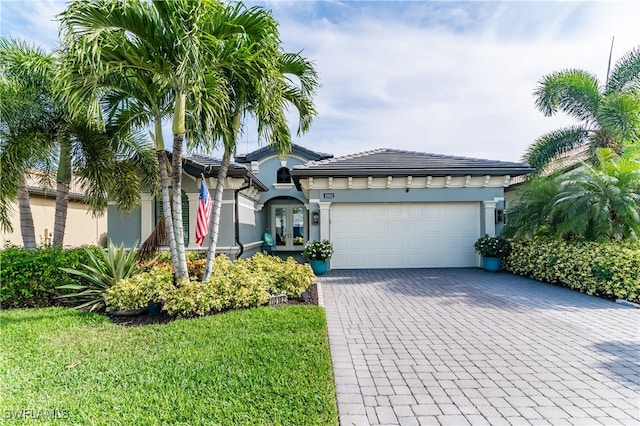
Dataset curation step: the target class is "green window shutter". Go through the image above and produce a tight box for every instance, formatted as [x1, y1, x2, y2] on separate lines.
[155, 191, 190, 246]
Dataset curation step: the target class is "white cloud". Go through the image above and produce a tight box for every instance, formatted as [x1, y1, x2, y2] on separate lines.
[0, 0, 65, 49]
[264, 1, 640, 162]
[3, 0, 639, 163]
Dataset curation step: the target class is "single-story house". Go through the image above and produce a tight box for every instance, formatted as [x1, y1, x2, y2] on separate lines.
[107, 145, 533, 269]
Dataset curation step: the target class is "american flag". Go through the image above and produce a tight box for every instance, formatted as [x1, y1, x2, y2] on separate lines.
[195, 178, 212, 246]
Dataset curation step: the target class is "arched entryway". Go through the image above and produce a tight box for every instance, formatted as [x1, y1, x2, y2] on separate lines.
[267, 197, 307, 252]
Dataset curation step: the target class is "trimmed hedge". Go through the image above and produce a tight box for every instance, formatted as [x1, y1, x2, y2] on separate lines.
[504, 238, 640, 303]
[0, 246, 103, 308]
[163, 254, 316, 317]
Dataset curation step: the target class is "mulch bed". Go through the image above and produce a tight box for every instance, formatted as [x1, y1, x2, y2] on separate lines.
[109, 282, 319, 327]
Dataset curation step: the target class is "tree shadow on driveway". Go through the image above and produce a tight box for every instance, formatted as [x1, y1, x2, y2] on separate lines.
[320, 268, 633, 312]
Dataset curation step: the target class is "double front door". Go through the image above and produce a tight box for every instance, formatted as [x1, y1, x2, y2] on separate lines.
[272, 205, 306, 251]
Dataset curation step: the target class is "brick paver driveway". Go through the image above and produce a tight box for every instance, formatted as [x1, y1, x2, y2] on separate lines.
[318, 269, 640, 426]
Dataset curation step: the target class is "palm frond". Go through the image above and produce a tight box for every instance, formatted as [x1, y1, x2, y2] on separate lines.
[596, 91, 640, 144]
[606, 45, 640, 94]
[533, 69, 601, 123]
[523, 126, 590, 171]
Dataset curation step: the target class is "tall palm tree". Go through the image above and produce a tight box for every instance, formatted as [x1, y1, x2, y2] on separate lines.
[552, 147, 640, 241]
[200, 6, 319, 280]
[59, 0, 237, 280]
[0, 37, 158, 247]
[57, 49, 179, 265]
[525, 46, 640, 171]
[0, 76, 54, 248]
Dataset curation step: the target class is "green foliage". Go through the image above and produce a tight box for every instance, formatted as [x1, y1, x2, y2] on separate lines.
[504, 176, 561, 239]
[163, 254, 315, 318]
[0, 307, 338, 425]
[507, 147, 640, 241]
[553, 148, 640, 241]
[0, 245, 102, 308]
[504, 238, 640, 302]
[104, 267, 174, 311]
[474, 235, 511, 259]
[525, 46, 640, 171]
[303, 239, 334, 260]
[57, 240, 151, 311]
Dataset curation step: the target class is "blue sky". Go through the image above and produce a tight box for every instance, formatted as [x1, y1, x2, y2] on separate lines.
[1, 0, 639, 162]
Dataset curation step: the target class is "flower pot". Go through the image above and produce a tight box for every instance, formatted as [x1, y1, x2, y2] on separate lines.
[107, 306, 148, 317]
[482, 257, 501, 272]
[309, 259, 328, 276]
[148, 301, 162, 317]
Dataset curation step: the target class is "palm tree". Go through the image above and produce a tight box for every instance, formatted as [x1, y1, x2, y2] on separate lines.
[503, 176, 562, 239]
[525, 46, 640, 171]
[201, 7, 319, 280]
[0, 76, 54, 248]
[552, 147, 640, 241]
[0, 37, 158, 247]
[59, 0, 238, 280]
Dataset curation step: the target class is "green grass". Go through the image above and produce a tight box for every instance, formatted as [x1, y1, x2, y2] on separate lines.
[0, 307, 338, 425]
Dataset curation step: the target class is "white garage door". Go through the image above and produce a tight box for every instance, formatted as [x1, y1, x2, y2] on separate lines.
[330, 203, 481, 269]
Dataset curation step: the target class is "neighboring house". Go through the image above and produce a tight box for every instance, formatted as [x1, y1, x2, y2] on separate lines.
[1, 174, 107, 247]
[108, 145, 532, 268]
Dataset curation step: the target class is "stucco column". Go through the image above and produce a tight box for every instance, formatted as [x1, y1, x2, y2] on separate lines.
[140, 194, 154, 245]
[187, 192, 200, 249]
[318, 202, 331, 240]
[483, 200, 497, 237]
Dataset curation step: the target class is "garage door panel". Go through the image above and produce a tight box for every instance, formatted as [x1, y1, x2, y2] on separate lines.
[330, 202, 480, 269]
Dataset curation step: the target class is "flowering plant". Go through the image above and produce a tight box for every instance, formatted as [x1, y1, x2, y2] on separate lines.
[302, 240, 334, 261]
[474, 235, 511, 259]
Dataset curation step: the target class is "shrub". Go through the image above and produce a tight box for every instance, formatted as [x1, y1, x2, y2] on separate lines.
[104, 267, 174, 311]
[504, 238, 640, 302]
[57, 241, 152, 311]
[0, 245, 102, 308]
[163, 254, 316, 317]
[163, 278, 222, 317]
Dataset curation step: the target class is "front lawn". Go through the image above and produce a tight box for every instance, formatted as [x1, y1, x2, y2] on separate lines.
[0, 306, 338, 425]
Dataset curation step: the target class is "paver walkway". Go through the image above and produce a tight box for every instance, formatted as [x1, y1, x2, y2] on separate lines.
[318, 269, 640, 426]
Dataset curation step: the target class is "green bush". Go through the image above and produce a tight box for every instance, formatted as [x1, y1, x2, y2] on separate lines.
[163, 254, 316, 318]
[0, 245, 103, 308]
[504, 238, 640, 302]
[104, 267, 174, 311]
[57, 241, 153, 312]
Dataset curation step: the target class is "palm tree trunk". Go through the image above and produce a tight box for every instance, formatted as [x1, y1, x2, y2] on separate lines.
[171, 133, 188, 280]
[17, 182, 36, 249]
[203, 148, 231, 281]
[157, 149, 179, 270]
[53, 139, 71, 247]
[171, 92, 189, 281]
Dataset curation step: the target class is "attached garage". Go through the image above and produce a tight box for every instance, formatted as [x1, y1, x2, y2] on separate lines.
[292, 148, 533, 270]
[330, 202, 480, 269]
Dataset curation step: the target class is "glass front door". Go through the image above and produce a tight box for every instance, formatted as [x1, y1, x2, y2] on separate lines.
[272, 205, 306, 251]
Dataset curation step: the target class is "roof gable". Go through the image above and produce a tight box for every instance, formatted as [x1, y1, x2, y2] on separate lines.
[235, 143, 333, 163]
[291, 148, 533, 177]
[179, 153, 268, 191]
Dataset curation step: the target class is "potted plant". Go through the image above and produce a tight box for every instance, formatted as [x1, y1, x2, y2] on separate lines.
[474, 235, 511, 272]
[303, 240, 334, 276]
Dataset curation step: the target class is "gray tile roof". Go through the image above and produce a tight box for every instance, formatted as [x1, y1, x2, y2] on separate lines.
[291, 148, 534, 177]
[180, 153, 268, 191]
[235, 143, 333, 162]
